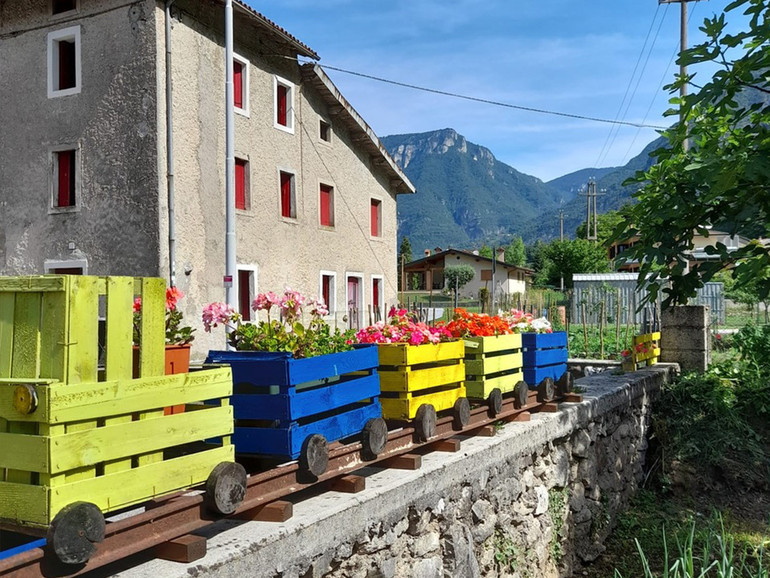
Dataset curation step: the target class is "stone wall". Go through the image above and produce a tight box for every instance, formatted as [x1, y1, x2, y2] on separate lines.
[118, 367, 674, 578]
[661, 306, 711, 372]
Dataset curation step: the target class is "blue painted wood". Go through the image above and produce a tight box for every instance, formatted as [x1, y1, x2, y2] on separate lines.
[233, 373, 380, 422]
[0, 538, 46, 561]
[524, 364, 567, 385]
[234, 402, 382, 458]
[521, 331, 568, 349]
[522, 348, 568, 366]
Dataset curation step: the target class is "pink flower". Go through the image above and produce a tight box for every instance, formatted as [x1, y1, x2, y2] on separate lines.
[133, 296, 142, 313]
[166, 287, 183, 311]
[252, 293, 271, 312]
[202, 302, 237, 332]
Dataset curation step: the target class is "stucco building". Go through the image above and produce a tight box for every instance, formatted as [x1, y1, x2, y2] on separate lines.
[0, 0, 414, 356]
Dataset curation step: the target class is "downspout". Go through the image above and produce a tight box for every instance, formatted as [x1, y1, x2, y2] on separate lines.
[165, 0, 176, 287]
[224, 0, 236, 308]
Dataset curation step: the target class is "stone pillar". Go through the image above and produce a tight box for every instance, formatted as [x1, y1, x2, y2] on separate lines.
[660, 305, 710, 372]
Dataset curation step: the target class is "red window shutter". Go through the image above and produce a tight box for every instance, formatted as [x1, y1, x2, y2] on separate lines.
[238, 270, 251, 321]
[280, 172, 292, 218]
[320, 185, 332, 226]
[322, 276, 331, 309]
[277, 84, 288, 126]
[58, 40, 76, 90]
[235, 159, 246, 210]
[233, 61, 243, 109]
[373, 279, 380, 308]
[370, 200, 380, 237]
[57, 150, 75, 207]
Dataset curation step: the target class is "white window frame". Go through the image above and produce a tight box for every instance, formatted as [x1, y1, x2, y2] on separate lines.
[44, 258, 88, 274]
[273, 75, 295, 134]
[48, 25, 81, 99]
[277, 167, 298, 222]
[50, 0, 79, 18]
[370, 274, 384, 316]
[370, 196, 383, 238]
[233, 52, 249, 117]
[237, 265, 259, 320]
[319, 270, 337, 316]
[346, 272, 364, 328]
[319, 118, 333, 145]
[318, 180, 335, 229]
[49, 144, 81, 214]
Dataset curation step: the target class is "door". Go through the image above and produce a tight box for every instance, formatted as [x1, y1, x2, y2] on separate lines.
[347, 276, 360, 329]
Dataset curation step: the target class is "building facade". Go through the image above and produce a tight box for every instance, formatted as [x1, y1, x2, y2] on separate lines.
[0, 0, 413, 356]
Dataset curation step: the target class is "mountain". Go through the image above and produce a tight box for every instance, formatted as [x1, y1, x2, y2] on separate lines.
[546, 167, 618, 196]
[383, 129, 573, 253]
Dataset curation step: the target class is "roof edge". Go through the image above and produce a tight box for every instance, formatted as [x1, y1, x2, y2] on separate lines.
[232, 1, 320, 60]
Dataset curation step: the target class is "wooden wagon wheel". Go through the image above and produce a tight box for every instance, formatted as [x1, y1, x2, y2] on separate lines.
[204, 462, 248, 515]
[556, 371, 574, 396]
[513, 381, 529, 409]
[414, 404, 437, 442]
[488, 388, 503, 417]
[361, 417, 388, 460]
[299, 434, 329, 478]
[537, 377, 555, 402]
[46, 502, 105, 565]
[453, 397, 471, 429]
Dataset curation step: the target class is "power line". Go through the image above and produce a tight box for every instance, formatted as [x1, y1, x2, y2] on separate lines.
[310, 62, 668, 130]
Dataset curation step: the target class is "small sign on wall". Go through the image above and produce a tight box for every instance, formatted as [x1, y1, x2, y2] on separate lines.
[480, 269, 492, 281]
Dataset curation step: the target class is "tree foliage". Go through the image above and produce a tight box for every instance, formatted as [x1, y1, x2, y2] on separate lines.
[478, 244, 493, 259]
[444, 265, 475, 300]
[532, 239, 610, 288]
[504, 236, 527, 267]
[616, 0, 770, 308]
[575, 210, 625, 245]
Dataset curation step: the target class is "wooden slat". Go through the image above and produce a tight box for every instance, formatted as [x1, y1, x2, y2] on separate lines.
[38, 281, 68, 382]
[464, 369, 523, 399]
[0, 481, 49, 528]
[237, 500, 293, 522]
[0, 432, 48, 472]
[378, 341, 465, 367]
[463, 333, 521, 354]
[380, 384, 466, 420]
[0, 381, 52, 423]
[465, 351, 523, 376]
[0, 276, 66, 293]
[11, 292, 42, 378]
[0, 293, 15, 379]
[155, 535, 207, 563]
[5, 422, 37, 484]
[379, 363, 465, 393]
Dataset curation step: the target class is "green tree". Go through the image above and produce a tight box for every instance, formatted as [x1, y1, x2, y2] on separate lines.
[575, 210, 625, 245]
[616, 0, 770, 307]
[478, 244, 493, 259]
[397, 236, 413, 290]
[504, 236, 527, 267]
[539, 239, 610, 288]
[444, 265, 475, 304]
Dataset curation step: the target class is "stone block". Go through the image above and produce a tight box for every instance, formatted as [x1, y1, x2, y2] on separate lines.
[662, 305, 710, 328]
[660, 348, 709, 372]
[661, 327, 709, 350]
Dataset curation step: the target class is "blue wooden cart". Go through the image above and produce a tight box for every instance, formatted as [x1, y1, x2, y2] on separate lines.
[521, 332, 569, 400]
[206, 346, 385, 476]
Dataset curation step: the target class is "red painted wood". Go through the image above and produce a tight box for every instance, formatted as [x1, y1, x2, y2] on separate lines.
[235, 158, 246, 209]
[280, 172, 293, 218]
[238, 270, 251, 321]
[233, 61, 243, 109]
[277, 84, 288, 125]
[322, 275, 332, 308]
[370, 199, 380, 236]
[320, 185, 332, 226]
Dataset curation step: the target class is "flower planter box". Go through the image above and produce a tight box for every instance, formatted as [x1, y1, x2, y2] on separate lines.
[377, 341, 466, 420]
[521, 331, 568, 385]
[630, 332, 661, 370]
[0, 275, 234, 530]
[205, 346, 381, 460]
[462, 333, 523, 400]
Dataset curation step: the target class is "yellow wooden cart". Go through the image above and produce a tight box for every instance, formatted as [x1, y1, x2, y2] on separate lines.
[462, 333, 528, 414]
[377, 340, 468, 440]
[623, 332, 661, 371]
[0, 276, 242, 565]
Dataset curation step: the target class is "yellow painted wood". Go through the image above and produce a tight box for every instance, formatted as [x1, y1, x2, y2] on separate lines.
[11, 292, 42, 378]
[48, 405, 233, 474]
[48, 444, 234, 524]
[465, 369, 523, 399]
[377, 341, 465, 367]
[0, 432, 48, 472]
[38, 284, 68, 382]
[379, 362, 465, 393]
[0, 481, 49, 528]
[103, 277, 136, 475]
[136, 278, 166, 467]
[0, 380, 53, 422]
[37, 423, 66, 488]
[633, 332, 660, 345]
[0, 276, 66, 293]
[0, 293, 15, 378]
[464, 351, 523, 376]
[381, 384, 466, 420]
[463, 333, 521, 354]
[47, 369, 231, 423]
[6, 421, 37, 484]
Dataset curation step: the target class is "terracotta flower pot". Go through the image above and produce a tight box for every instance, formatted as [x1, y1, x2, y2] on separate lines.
[132, 344, 192, 414]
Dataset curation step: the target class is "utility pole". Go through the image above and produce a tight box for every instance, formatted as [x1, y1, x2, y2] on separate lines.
[559, 209, 564, 291]
[659, 0, 699, 151]
[579, 179, 605, 242]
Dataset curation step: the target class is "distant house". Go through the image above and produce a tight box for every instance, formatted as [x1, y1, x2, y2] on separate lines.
[403, 248, 533, 301]
[0, 0, 414, 356]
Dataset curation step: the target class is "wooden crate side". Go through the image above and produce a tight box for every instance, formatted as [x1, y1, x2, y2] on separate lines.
[379, 362, 465, 393]
[0, 380, 54, 423]
[378, 341, 464, 367]
[524, 364, 567, 385]
[287, 346, 379, 385]
[464, 334, 521, 355]
[38, 284, 68, 382]
[381, 385, 465, 420]
[465, 370, 522, 399]
[48, 444, 234, 525]
[0, 432, 48, 472]
[0, 293, 15, 379]
[10, 292, 42, 379]
[465, 351, 523, 376]
[0, 482, 49, 528]
[634, 347, 661, 363]
[207, 351, 292, 386]
[633, 332, 661, 345]
[522, 348, 568, 366]
[0, 277, 66, 293]
[521, 331, 568, 350]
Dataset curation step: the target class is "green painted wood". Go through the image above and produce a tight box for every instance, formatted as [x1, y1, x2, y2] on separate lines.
[6, 421, 37, 484]
[0, 381, 53, 422]
[38, 283, 68, 382]
[0, 293, 15, 379]
[0, 481, 49, 528]
[136, 278, 165, 466]
[0, 276, 66, 293]
[0, 432, 48, 473]
[11, 293, 42, 379]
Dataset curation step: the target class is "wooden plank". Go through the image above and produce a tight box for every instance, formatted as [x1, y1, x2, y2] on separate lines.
[0, 481, 49, 528]
[464, 370, 522, 400]
[521, 331, 568, 349]
[380, 453, 421, 470]
[47, 368, 232, 424]
[431, 439, 461, 453]
[331, 475, 365, 494]
[50, 444, 234, 519]
[236, 500, 293, 522]
[5, 422, 36, 484]
[463, 333, 521, 354]
[477, 425, 497, 437]
[49, 405, 233, 474]
[155, 535, 207, 563]
[103, 277, 136, 475]
[380, 384, 465, 420]
[0, 293, 15, 379]
[11, 292, 42, 379]
[539, 402, 559, 413]
[522, 348, 568, 366]
[378, 341, 464, 367]
[0, 432, 48, 473]
[465, 351, 523, 376]
[38, 281, 68, 382]
[379, 362, 465, 393]
[0, 277, 66, 293]
[0, 381, 52, 422]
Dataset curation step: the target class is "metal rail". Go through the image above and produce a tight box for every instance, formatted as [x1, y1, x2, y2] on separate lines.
[0, 391, 580, 578]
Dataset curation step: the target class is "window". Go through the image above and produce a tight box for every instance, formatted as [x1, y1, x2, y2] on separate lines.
[235, 158, 248, 210]
[44, 259, 88, 274]
[237, 268, 257, 321]
[274, 76, 294, 132]
[52, 0, 77, 15]
[319, 120, 332, 143]
[279, 171, 296, 219]
[48, 26, 81, 98]
[371, 276, 383, 320]
[53, 149, 77, 208]
[370, 199, 382, 237]
[320, 272, 336, 314]
[319, 184, 334, 227]
[233, 54, 249, 115]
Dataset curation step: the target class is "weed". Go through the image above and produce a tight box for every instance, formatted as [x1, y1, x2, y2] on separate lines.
[493, 529, 517, 572]
[548, 487, 569, 563]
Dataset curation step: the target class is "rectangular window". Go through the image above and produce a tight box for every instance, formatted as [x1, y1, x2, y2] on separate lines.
[52, 0, 77, 15]
[319, 184, 334, 227]
[370, 199, 382, 237]
[232, 54, 248, 115]
[48, 26, 81, 98]
[274, 76, 294, 132]
[372, 277, 383, 312]
[55, 149, 76, 207]
[235, 157, 248, 210]
[238, 269, 254, 321]
[319, 120, 331, 142]
[280, 171, 296, 219]
[320, 272, 335, 314]
[233, 61, 243, 109]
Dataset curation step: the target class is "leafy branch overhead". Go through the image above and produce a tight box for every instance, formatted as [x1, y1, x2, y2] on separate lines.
[615, 0, 770, 308]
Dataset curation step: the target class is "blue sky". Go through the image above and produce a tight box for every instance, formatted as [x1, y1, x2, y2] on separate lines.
[251, 0, 738, 181]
